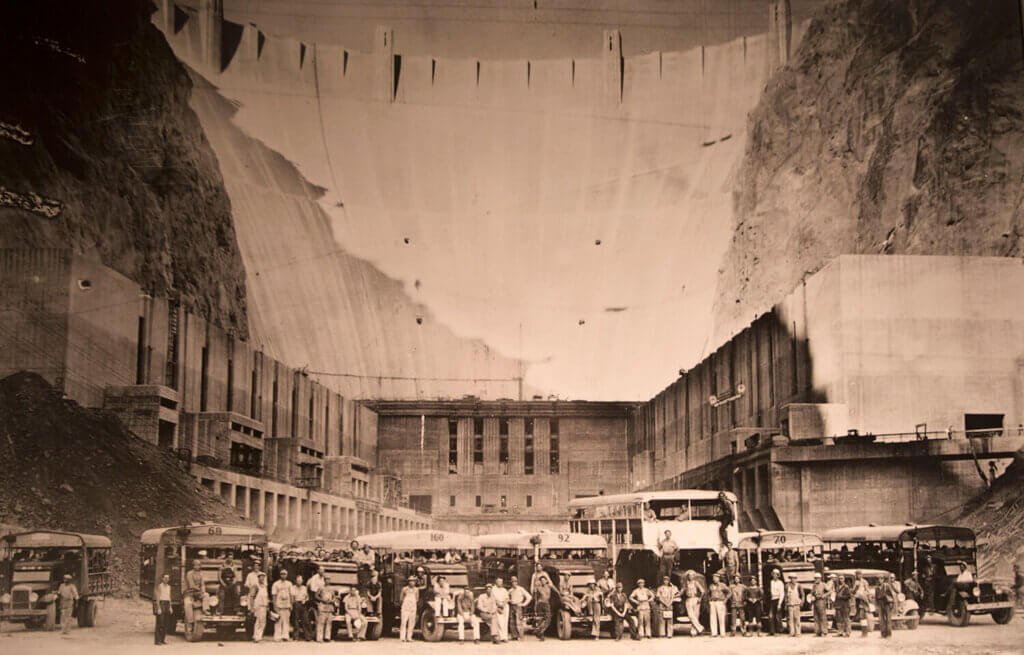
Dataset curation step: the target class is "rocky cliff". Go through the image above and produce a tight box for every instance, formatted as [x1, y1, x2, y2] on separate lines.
[0, 0, 247, 333]
[714, 0, 1024, 341]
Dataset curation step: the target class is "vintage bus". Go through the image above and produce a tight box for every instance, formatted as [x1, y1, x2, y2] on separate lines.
[272, 539, 382, 640]
[479, 532, 610, 639]
[736, 530, 824, 622]
[140, 524, 269, 641]
[0, 531, 112, 630]
[357, 530, 482, 641]
[568, 490, 738, 635]
[821, 524, 1014, 626]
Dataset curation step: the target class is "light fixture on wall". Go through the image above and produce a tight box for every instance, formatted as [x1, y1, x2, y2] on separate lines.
[709, 383, 746, 408]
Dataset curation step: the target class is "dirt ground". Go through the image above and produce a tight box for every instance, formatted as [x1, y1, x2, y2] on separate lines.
[0, 598, 1019, 654]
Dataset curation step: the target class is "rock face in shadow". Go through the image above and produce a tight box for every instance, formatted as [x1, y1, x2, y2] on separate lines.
[714, 0, 1024, 343]
[0, 0, 248, 333]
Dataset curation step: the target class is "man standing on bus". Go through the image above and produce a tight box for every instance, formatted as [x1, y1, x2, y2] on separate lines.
[721, 543, 739, 582]
[657, 531, 679, 582]
[508, 576, 531, 640]
[716, 492, 734, 546]
[628, 578, 655, 638]
[655, 575, 679, 638]
[852, 571, 872, 636]
[769, 569, 785, 635]
[682, 570, 704, 636]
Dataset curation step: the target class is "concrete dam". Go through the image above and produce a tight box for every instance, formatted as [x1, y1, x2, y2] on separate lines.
[155, 0, 810, 401]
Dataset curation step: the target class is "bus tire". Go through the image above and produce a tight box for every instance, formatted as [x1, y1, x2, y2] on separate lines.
[947, 599, 970, 627]
[557, 610, 572, 640]
[185, 620, 204, 642]
[44, 602, 57, 631]
[420, 609, 445, 642]
[367, 620, 383, 640]
[77, 598, 97, 627]
[905, 613, 919, 630]
[991, 607, 1014, 625]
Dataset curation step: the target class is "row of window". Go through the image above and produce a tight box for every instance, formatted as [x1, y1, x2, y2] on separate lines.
[448, 494, 534, 509]
[448, 432, 560, 474]
[448, 418, 560, 436]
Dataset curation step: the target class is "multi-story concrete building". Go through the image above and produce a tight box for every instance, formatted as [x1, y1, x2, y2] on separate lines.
[0, 249, 429, 538]
[628, 255, 1024, 533]
[365, 399, 638, 533]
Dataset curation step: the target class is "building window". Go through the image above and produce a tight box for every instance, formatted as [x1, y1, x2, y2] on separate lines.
[449, 435, 458, 474]
[449, 495, 456, 507]
[526, 495, 533, 508]
[524, 434, 534, 475]
[499, 418, 509, 435]
[200, 345, 209, 411]
[550, 418, 559, 436]
[271, 377, 279, 436]
[291, 381, 299, 437]
[965, 414, 1004, 438]
[550, 434, 560, 474]
[525, 418, 534, 435]
[500, 495, 507, 508]
[308, 392, 314, 438]
[226, 351, 234, 412]
[473, 435, 483, 464]
[475, 495, 482, 507]
[250, 354, 259, 420]
[499, 435, 509, 474]
[449, 418, 458, 435]
[474, 418, 484, 435]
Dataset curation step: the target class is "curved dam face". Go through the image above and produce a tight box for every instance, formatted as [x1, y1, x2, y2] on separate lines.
[155, 2, 808, 400]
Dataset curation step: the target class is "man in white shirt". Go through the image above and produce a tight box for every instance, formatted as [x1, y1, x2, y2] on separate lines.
[271, 570, 295, 641]
[153, 574, 171, 644]
[307, 566, 326, 595]
[292, 574, 312, 640]
[769, 569, 785, 635]
[251, 573, 270, 643]
[507, 576, 532, 640]
[491, 577, 511, 642]
[244, 566, 261, 598]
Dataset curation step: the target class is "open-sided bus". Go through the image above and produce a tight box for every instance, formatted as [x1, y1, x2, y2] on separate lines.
[273, 539, 382, 640]
[569, 490, 739, 635]
[0, 531, 112, 630]
[479, 532, 610, 639]
[140, 524, 268, 642]
[821, 524, 1014, 626]
[736, 530, 824, 621]
[357, 530, 481, 641]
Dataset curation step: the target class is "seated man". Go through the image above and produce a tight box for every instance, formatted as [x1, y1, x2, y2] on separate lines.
[432, 575, 453, 617]
[344, 588, 367, 641]
[217, 568, 242, 615]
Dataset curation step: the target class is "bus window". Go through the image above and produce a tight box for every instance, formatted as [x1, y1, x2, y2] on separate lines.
[628, 519, 642, 545]
[140, 544, 157, 596]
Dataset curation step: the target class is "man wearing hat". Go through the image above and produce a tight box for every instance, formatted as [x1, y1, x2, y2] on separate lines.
[399, 576, 419, 642]
[810, 572, 829, 636]
[583, 581, 605, 639]
[57, 573, 80, 636]
[784, 575, 803, 637]
[532, 575, 553, 640]
[768, 569, 785, 635]
[708, 573, 728, 637]
[151, 573, 172, 644]
[251, 573, 270, 643]
[833, 576, 852, 637]
[476, 583, 500, 644]
[628, 578, 654, 638]
[875, 574, 897, 639]
[852, 570, 872, 637]
[654, 575, 678, 638]
[728, 575, 747, 636]
[682, 570, 704, 636]
[271, 569, 295, 641]
[456, 585, 480, 643]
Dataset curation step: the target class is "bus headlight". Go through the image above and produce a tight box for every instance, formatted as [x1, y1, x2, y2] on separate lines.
[208, 595, 219, 608]
[29, 592, 38, 603]
[0, 593, 10, 605]
[972, 587, 981, 598]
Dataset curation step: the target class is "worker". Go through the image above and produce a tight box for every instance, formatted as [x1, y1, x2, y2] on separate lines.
[721, 542, 739, 582]
[876, 574, 897, 639]
[903, 577, 923, 607]
[744, 576, 763, 636]
[655, 575, 679, 638]
[606, 581, 630, 641]
[956, 561, 974, 584]
[530, 563, 552, 591]
[583, 581, 604, 639]
[784, 575, 802, 637]
[768, 569, 785, 635]
[491, 577, 510, 642]
[507, 576, 532, 641]
[314, 582, 335, 642]
[432, 575, 453, 618]
[810, 572, 828, 637]
[364, 569, 382, 618]
[456, 586, 480, 643]
[399, 577, 419, 642]
[852, 570, 872, 636]
[271, 569, 294, 642]
[291, 574, 311, 640]
[708, 573, 728, 637]
[217, 568, 242, 616]
[597, 569, 616, 596]
[307, 566, 326, 596]
[921, 555, 937, 611]
[219, 553, 237, 586]
[728, 575, 746, 636]
[151, 573, 170, 644]
[532, 575, 553, 640]
[344, 587, 367, 641]
[716, 492, 734, 545]
[184, 560, 205, 625]
[682, 570, 704, 636]
[834, 576, 852, 637]
[628, 578, 654, 638]
[657, 530, 679, 581]
[476, 583, 500, 644]
[251, 573, 270, 643]
[354, 545, 376, 569]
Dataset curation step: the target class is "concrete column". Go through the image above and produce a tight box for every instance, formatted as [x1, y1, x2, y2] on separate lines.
[158, 0, 174, 34]
[255, 489, 265, 527]
[198, 0, 223, 72]
[799, 466, 811, 532]
[602, 29, 622, 105]
[242, 486, 251, 518]
[267, 492, 277, 533]
[224, 482, 236, 508]
[753, 465, 762, 513]
[282, 494, 291, 531]
[373, 25, 395, 103]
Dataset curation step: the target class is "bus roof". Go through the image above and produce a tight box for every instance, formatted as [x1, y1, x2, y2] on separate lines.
[477, 532, 607, 550]
[820, 524, 936, 542]
[2, 531, 111, 549]
[140, 524, 267, 547]
[736, 531, 823, 550]
[356, 530, 479, 551]
[568, 490, 737, 508]
[283, 539, 355, 551]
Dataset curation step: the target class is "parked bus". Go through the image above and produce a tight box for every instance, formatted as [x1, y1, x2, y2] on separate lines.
[0, 531, 112, 630]
[568, 490, 738, 635]
[479, 531, 609, 639]
[357, 530, 481, 641]
[272, 539, 382, 640]
[140, 524, 269, 642]
[736, 530, 823, 623]
[821, 524, 1014, 626]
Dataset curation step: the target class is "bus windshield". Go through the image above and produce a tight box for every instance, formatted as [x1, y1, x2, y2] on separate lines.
[539, 548, 605, 560]
[646, 498, 724, 521]
[393, 549, 475, 563]
[3, 547, 82, 564]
